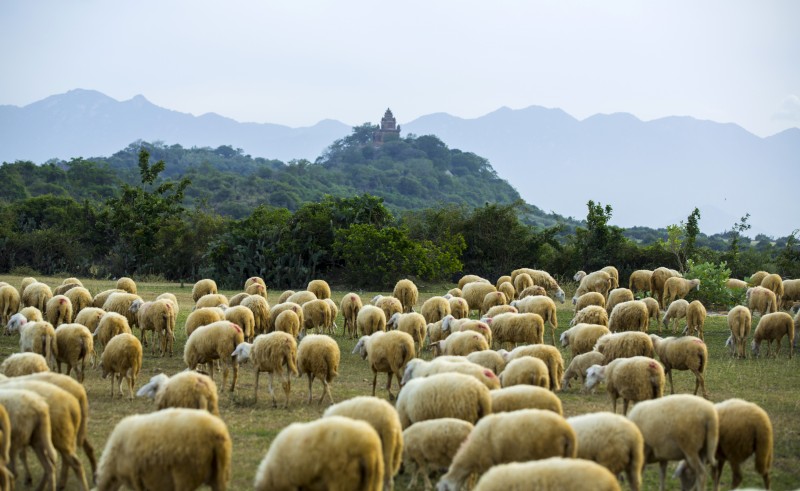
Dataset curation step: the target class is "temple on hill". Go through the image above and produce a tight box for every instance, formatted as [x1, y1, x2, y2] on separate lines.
[373, 108, 401, 145]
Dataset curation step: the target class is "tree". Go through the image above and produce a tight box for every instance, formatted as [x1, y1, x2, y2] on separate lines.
[725, 213, 751, 277]
[684, 207, 701, 260]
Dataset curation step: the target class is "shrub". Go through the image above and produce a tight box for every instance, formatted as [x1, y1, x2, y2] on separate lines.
[685, 260, 744, 309]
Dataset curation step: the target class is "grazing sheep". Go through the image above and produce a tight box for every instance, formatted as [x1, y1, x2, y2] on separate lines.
[45, 295, 73, 327]
[224, 305, 255, 342]
[287, 290, 317, 305]
[594, 331, 655, 365]
[602, 265, 620, 289]
[6, 317, 58, 370]
[747, 286, 778, 316]
[751, 311, 794, 358]
[483, 312, 544, 349]
[90, 288, 125, 309]
[387, 312, 427, 355]
[484, 304, 518, 318]
[240, 294, 269, 336]
[0, 388, 57, 491]
[628, 394, 718, 491]
[725, 278, 748, 290]
[134, 299, 177, 356]
[324, 298, 339, 334]
[267, 302, 303, 333]
[426, 319, 447, 346]
[641, 296, 660, 327]
[447, 288, 463, 298]
[19, 277, 37, 295]
[191, 278, 217, 303]
[495, 275, 512, 289]
[650, 267, 682, 308]
[466, 350, 506, 374]
[511, 295, 558, 344]
[136, 371, 219, 415]
[353, 331, 415, 400]
[480, 291, 507, 316]
[393, 278, 418, 313]
[0, 285, 20, 326]
[571, 309, 610, 336]
[432, 330, 489, 357]
[340, 292, 363, 338]
[0, 352, 49, 377]
[629, 269, 654, 295]
[395, 372, 491, 429]
[97, 408, 231, 491]
[297, 334, 340, 405]
[374, 295, 403, 323]
[605, 288, 635, 316]
[184, 321, 244, 393]
[560, 323, 610, 357]
[155, 292, 180, 314]
[53, 282, 79, 296]
[401, 358, 501, 391]
[99, 333, 142, 400]
[662, 299, 689, 333]
[418, 296, 452, 328]
[184, 307, 226, 338]
[512, 272, 534, 295]
[567, 412, 645, 491]
[228, 292, 249, 307]
[458, 274, 490, 290]
[501, 344, 564, 391]
[759, 273, 784, 300]
[305, 279, 330, 300]
[663, 277, 701, 306]
[245, 276, 266, 291]
[231, 332, 298, 407]
[115, 277, 137, 294]
[195, 293, 229, 310]
[608, 300, 650, 333]
[584, 356, 665, 414]
[462, 282, 498, 315]
[499, 356, 550, 389]
[779, 278, 800, 310]
[402, 419, 473, 491]
[93, 312, 132, 356]
[441, 316, 493, 345]
[437, 409, 577, 491]
[448, 296, 469, 319]
[472, 458, 621, 491]
[511, 269, 566, 303]
[273, 309, 300, 338]
[21, 282, 53, 313]
[324, 397, 403, 491]
[64, 287, 92, 318]
[497, 281, 515, 303]
[517, 285, 547, 299]
[684, 300, 707, 339]
[245, 282, 267, 299]
[101, 292, 143, 333]
[561, 351, 605, 390]
[748, 270, 770, 287]
[254, 416, 383, 491]
[650, 335, 708, 397]
[54, 323, 94, 382]
[727, 305, 752, 359]
[574, 291, 606, 312]
[276, 290, 294, 304]
[490, 385, 562, 414]
[573, 270, 613, 302]
[358, 304, 387, 336]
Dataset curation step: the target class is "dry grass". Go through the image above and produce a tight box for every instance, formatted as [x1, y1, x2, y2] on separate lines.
[1, 275, 798, 490]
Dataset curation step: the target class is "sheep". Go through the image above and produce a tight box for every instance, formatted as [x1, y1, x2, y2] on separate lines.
[267, 302, 304, 333]
[324, 298, 339, 334]
[760, 272, 784, 300]
[387, 312, 427, 355]
[191, 278, 217, 303]
[90, 288, 125, 309]
[21, 282, 52, 313]
[497, 281, 515, 303]
[447, 288, 463, 297]
[324, 397, 403, 491]
[605, 287, 634, 316]
[780, 278, 800, 310]
[602, 266, 620, 288]
[402, 418, 473, 491]
[495, 275, 512, 289]
[748, 270, 770, 287]
[54, 323, 94, 382]
[195, 293, 229, 310]
[437, 409, 577, 491]
[184, 306, 226, 338]
[629, 269, 653, 295]
[273, 309, 300, 338]
[448, 296, 470, 319]
[395, 372, 492, 429]
[115, 277, 137, 294]
[392, 278, 418, 313]
[184, 321, 244, 393]
[727, 305, 752, 358]
[650, 267, 682, 308]
[304, 278, 330, 300]
[44, 295, 73, 328]
[512, 272, 534, 295]
[99, 333, 142, 400]
[358, 304, 387, 336]
[93, 312, 132, 355]
[650, 334, 709, 397]
[228, 292, 249, 307]
[287, 290, 317, 305]
[276, 290, 295, 304]
[662, 298, 689, 333]
[483, 312, 543, 349]
[224, 305, 255, 342]
[570, 305, 609, 327]
[489, 385, 562, 415]
[483, 304, 517, 318]
[0, 285, 20, 326]
[244, 276, 266, 291]
[510, 268, 565, 303]
[466, 350, 506, 374]
[499, 356, 550, 389]
[584, 356, 664, 414]
[725, 278, 748, 290]
[134, 298, 177, 356]
[751, 311, 794, 358]
[96, 408, 231, 491]
[567, 412, 645, 491]
[64, 287, 92, 318]
[245, 282, 268, 299]
[432, 331, 489, 357]
[136, 371, 220, 415]
[296, 334, 340, 405]
[458, 274, 490, 290]
[373, 295, 403, 323]
[353, 331, 415, 400]
[517, 284, 547, 299]
[0, 353, 49, 377]
[0, 388, 57, 491]
[684, 300, 707, 339]
[608, 300, 650, 333]
[230, 331, 298, 407]
[747, 286, 778, 316]
[19, 277, 37, 295]
[501, 344, 564, 391]
[627, 394, 719, 491]
[560, 323, 610, 357]
[561, 351, 605, 390]
[479, 291, 506, 317]
[471, 458, 621, 491]
[462, 282, 498, 315]
[254, 416, 383, 491]
[574, 291, 605, 312]
[101, 292, 143, 333]
[573, 270, 613, 301]
[155, 292, 180, 314]
[402, 358, 501, 390]
[7, 318, 58, 370]
[240, 294, 269, 336]
[593, 331, 655, 364]
[510, 295, 558, 344]
[340, 292, 363, 338]
[641, 296, 660, 327]
[663, 277, 701, 306]
[420, 296, 451, 325]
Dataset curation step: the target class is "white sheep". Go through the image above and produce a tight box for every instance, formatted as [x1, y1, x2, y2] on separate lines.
[0, 352, 49, 377]
[661, 298, 689, 333]
[560, 323, 610, 357]
[0, 284, 20, 326]
[641, 296, 660, 328]
[231, 331, 298, 407]
[497, 281, 515, 304]
[155, 292, 180, 314]
[6, 317, 58, 370]
[483, 312, 543, 349]
[402, 418, 473, 491]
[495, 275, 512, 289]
[393, 278, 418, 313]
[584, 356, 665, 414]
[501, 344, 564, 391]
[471, 458, 621, 491]
[567, 412, 645, 491]
[73, 306, 105, 334]
[573, 269, 613, 301]
[241, 294, 269, 336]
[462, 282, 498, 315]
[759, 273, 784, 300]
[191, 278, 218, 302]
[132, 298, 177, 356]
[751, 311, 794, 358]
[137, 371, 220, 415]
[436, 409, 577, 491]
[685, 300, 707, 339]
[725, 278, 748, 290]
[358, 304, 387, 336]
[254, 416, 383, 491]
[650, 334, 709, 397]
[101, 292, 143, 333]
[306, 278, 330, 300]
[0, 388, 57, 491]
[605, 287, 635, 316]
[726, 305, 752, 359]
[780, 278, 800, 310]
[386, 312, 427, 355]
[603, 265, 620, 289]
[574, 291, 606, 312]
[746, 286, 777, 316]
[401, 358, 501, 391]
[273, 309, 300, 338]
[629, 269, 654, 295]
[561, 351, 604, 390]
[441, 316, 492, 345]
[195, 293, 229, 310]
[115, 277, 137, 294]
[244, 275, 267, 291]
[448, 296, 469, 319]
[466, 350, 506, 374]
[96, 408, 231, 491]
[650, 267, 682, 308]
[512, 272, 533, 295]
[45, 295, 73, 327]
[663, 277, 701, 306]
[490, 385, 563, 415]
[340, 292, 363, 338]
[748, 270, 770, 287]
[287, 290, 317, 305]
[297, 334, 340, 405]
[324, 396, 403, 491]
[99, 332, 142, 400]
[91, 288, 125, 309]
[267, 302, 303, 333]
[510, 295, 558, 344]
[184, 307, 226, 339]
[54, 323, 94, 382]
[276, 289, 295, 304]
[499, 356, 550, 389]
[593, 331, 655, 364]
[458, 274, 490, 290]
[627, 394, 718, 491]
[431, 330, 489, 357]
[608, 300, 649, 333]
[184, 321, 245, 393]
[483, 304, 518, 318]
[224, 304, 255, 342]
[395, 372, 492, 429]
[570, 305, 609, 327]
[353, 330, 415, 400]
[480, 291, 507, 316]
[323, 298, 339, 334]
[93, 312, 132, 356]
[374, 295, 403, 323]
[21, 282, 53, 313]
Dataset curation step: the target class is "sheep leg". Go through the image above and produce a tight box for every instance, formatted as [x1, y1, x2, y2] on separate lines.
[282, 372, 291, 408]
[18, 448, 32, 485]
[320, 379, 333, 405]
[622, 398, 630, 416]
[684, 452, 707, 491]
[306, 374, 314, 404]
[266, 372, 275, 408]
[385, 371, 395, 401]
[371, 370, 378, 397]
[126, 373, 135, 400]
[667, 369, 675, 395]
[230, 362, 238, 392]
[81, 439, 97, 485]
[712, 458, 725, 491]
[692, 369, 708, 398]
[30, 444, 56, 491]
[611, 394, 618, 414]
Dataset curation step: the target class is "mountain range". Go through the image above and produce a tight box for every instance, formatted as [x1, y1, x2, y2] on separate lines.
[2, 89, 797, 237]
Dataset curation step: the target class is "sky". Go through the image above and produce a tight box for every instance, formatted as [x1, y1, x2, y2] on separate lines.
[2, 1, 799, 137]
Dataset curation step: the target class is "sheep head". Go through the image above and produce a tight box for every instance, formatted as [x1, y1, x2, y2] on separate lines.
[231, 342, 252, 364]
[584, 364, 606, 391]
[387, 313, 400, 329]
[5, 313, 26, 335]
[129, 299, 144, 314]
[555, 289, 566, 304]
[559, 330, 569, 347]
[352, 337, 369, 359]
[573, 270, 587, 282]
[136, 373, 169, 399]
[400, 358, 422, 386]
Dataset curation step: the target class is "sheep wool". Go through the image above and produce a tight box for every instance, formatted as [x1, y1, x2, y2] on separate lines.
[184, 321, 244, 393]
[233, 331, 298, 407]
[101, 292, 143, 331]
[100, 333, 142, 400]
[510, 295, 558, 344]
[759, 273, 784, 300]
[273, 309, 300, 339]
[593, 331, 655, 365]
[433, 330, 489, 358]
[727, 305, 752, 359]
[353, 330, 415, 400]
[472, 458, 621, 491]
[560, 323, 610, 357]
[21, 282, 53, 313]
[780, 278, 800, 310]
[481, 291, 507, 316]
[387, 312, 427, 355]
[358, 304, 387, 337]
[462, 282, 498, 315]
[605, 288, 634, 316]
[483, 312, 544, 349]
[191, 278, 217, 303]
[484, 304, 518, 318]
[503, 344, 565, 391]
[306, 279, 331, 300]
[224, 305, 255, 342]
[340, 292, 363, 338]
[650, 334, 709, 397]
[573, 270, 613, 301]
[401, 358, 501, 391]
[629, 269, 653, 294]
[393, 278, 419, 313]
[499, 356, 550, 389]
[0, 352, 49, 377]
[136, 371, 220, 416]
[14, 319, 59, 371]
[458, 274, 490, 290]
[650, 267, 682, 308]
[402, 418, 473, 491]
[466, 350, 506, 375]
[297, 334, 340, 405]
[395, 372, 492, 429]
[448, 296, 470, 320]
[752, 311, 794, 358]
[244, 276, 266, 291]
[64, 287, 93, 317]
[94, 312, 133, 356]
[497, 281, 515, 303]
[91, 289, 125, 309]
[195, 293, 229, 310]
[570, 305, 609, 328]
[574, 291, 606, 312]
[712, 398, 773, 490]
[662, 277, 701, 306]
[513, 273, 534, 295]
[54, 323, 94, 382]
[276, 290, 294, 304]
[245, 282, 268, 299]
[490, 385, 563, 415]
[184, 307, 226, 338]
[375, 295, 403, 323]
[240, 294, 270, 336]
[584, 356, 665, 414]
[0, 285, 20, 326]
[747, 286, 777, 316]
[661, 298, 689, 333]
[608, 300, 649, 333]
[561, 351, 604, 390]
[115, 277, 137, 294]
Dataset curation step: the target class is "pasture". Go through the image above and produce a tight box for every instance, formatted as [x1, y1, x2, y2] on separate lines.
[0, 274, 798, 490]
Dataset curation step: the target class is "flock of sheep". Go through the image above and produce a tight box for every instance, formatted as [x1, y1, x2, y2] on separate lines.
[0, 265, 796, 490]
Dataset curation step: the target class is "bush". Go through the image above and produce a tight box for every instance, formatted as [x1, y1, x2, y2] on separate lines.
[685, 260, 744, 309]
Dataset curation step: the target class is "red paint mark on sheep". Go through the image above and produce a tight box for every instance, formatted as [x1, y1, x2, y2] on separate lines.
[230, 323, 243, 333]
[648, 361, 658, 369]
[483, 369, 496, 379]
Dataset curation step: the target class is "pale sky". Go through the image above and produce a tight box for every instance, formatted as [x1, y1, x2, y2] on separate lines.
[2, 1, 799, 137]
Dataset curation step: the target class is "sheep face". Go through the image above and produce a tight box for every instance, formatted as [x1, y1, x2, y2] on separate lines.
[555, 289, 566, 304]
[352, 337, 369, 359]
[573, 271, 586, 281]
[583, 365, 606, 391]
[387, 313, 400, 329]
[5, 313, 26, 334]
[560, 331, 569, 347]
[751, 340, 760, 357]
[129, 299, 144, 314]
[136, 373, 169, 399]
[231, 342, 252, 364]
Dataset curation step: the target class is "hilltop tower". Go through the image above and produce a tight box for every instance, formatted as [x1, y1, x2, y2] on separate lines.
[373, 108, 401, 145]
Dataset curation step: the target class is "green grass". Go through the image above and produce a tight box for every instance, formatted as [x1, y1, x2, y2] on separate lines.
[1, 275, 798, 490]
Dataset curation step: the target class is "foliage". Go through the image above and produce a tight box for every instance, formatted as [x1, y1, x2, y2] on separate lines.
[569, 200, 628, 272]
[684, 260, 745, 308]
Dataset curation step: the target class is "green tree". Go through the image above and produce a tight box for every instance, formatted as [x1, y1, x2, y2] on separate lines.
[725, 213, 751, 277]
[684, 207, 701, 261]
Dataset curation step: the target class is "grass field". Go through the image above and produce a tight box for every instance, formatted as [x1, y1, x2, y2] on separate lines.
[1, 274, 798, 490]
